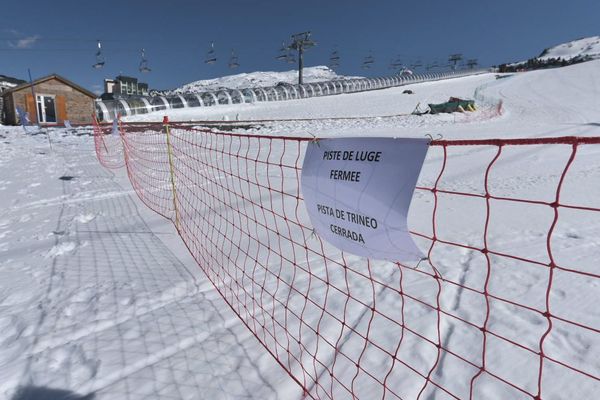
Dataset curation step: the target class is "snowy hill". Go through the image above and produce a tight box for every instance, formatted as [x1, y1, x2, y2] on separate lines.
[538, 35, 600, 61]
[170, 65, 360, 94]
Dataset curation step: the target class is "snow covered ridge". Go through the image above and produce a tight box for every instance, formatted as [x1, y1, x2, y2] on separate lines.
[168, 66, 360, 94]
[501, 35, 600, 72]
[499, 36, 600, 73]
[538, 36, 600, 61]
[96, 68, 490, 122]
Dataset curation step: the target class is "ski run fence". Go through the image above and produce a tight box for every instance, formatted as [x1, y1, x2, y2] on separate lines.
[93, 118, 600, 400]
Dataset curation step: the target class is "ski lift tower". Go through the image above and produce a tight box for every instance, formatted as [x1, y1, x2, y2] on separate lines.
[288, 31, 316, 85]
[449, 53, 463, 70]
[466, 58, 478, 69]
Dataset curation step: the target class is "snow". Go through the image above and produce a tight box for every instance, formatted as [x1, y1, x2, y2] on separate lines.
[169, 65, 361, 94]
[538, 36, 600, 61]
[1, 60, 600, 399]
[0, 128, 300, 399]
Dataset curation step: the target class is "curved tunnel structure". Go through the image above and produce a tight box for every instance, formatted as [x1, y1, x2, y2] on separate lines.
[95, 68, 490, 122]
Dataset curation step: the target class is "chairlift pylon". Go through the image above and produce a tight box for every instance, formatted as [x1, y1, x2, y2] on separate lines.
[205, 41, 217, 64]
[228, 49, 240, 69]
[92, 40, 105, 69]
[139, 48, 151, 73]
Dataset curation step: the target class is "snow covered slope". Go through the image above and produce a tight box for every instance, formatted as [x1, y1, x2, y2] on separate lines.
[171, 65, 360, 93]
[538, 35, 600, 61]
[0, 127, 301, 399]
[128, 59, 600, 141]
[1, 59, 600, 399]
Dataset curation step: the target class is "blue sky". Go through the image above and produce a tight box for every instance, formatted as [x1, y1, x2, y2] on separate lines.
[1, 0, 598, 93]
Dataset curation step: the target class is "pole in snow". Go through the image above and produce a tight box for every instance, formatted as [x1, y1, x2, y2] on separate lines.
[28, 68, 53, 151]
[288, 32, 316, 85]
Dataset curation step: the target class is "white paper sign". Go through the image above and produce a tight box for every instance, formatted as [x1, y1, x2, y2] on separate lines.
[301, 137, 429, 261]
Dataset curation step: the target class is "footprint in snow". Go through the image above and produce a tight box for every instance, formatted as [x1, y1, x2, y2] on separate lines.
[74, 214, 96, 224]
[45, 242, 77, 258]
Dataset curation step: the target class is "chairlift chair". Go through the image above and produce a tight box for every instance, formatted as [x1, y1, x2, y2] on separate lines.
[205, 41, 217, 64]
[276, 41, 288, 61]
[92, 40, 105, 69]
[361, 52, 375, 69]
[466, 59, 478, 69]
[286, 49, 296, 64]
[389, 56, 403, 70]
[228, 49, 240, 69]
[410, 60, 423, 70]
[329, 48, 340, 69]
[139, 48, 151, 73]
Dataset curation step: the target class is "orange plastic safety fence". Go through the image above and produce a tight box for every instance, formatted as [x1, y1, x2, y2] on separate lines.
[93, 117, 600, 399]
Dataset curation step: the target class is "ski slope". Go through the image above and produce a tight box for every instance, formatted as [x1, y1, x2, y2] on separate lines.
[538, 36, 600, 61]
[1, 60, 599, 399]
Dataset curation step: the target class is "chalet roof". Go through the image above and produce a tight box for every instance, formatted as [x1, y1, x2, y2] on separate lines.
[2, 74, 97, 98]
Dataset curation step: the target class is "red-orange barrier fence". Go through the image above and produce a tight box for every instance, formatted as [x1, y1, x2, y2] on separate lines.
[93, 116, 600, 399]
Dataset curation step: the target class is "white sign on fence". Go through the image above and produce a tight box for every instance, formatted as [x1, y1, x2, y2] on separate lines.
[301, 137, 429, 262]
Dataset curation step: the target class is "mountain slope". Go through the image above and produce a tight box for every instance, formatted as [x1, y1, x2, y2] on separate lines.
[170, 66, 360, 93]
[538, 35, 600, 61]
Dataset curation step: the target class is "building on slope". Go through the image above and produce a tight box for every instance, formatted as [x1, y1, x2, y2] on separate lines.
[0, 74, 26, 124]
[1, 74, 97, 125]
[101, 75, 149, 100]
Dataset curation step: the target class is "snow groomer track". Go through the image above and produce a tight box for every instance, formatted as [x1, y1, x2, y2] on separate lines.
[95, 69, 489, 122]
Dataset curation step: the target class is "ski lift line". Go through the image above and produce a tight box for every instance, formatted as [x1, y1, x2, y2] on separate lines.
[0, 36, 151, 43]
[0, 48, 142, 52]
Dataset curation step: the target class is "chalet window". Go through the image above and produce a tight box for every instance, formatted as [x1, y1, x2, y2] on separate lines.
[36, 95, 57, 123]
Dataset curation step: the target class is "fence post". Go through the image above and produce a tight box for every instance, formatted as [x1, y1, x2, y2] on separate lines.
[164, 116, 181, 231]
